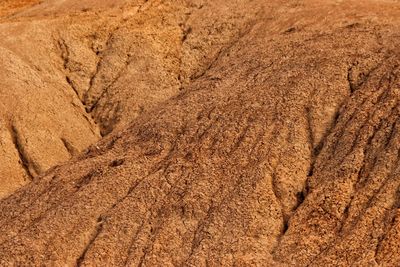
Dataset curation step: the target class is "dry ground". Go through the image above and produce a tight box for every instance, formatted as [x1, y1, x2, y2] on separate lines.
[0, 0, 400, 266]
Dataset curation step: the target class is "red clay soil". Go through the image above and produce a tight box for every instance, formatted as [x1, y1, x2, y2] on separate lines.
[1, 0, 400, 266]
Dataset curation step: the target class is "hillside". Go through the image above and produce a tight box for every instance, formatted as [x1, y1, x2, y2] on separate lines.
[1, 0, 400, 266]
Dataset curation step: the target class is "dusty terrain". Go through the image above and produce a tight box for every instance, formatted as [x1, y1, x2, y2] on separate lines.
[1, 0, 400, 266]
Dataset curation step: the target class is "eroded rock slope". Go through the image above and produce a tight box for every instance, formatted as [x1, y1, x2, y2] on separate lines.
[1, 0, 400, 266]
[0, 0, 263, 197]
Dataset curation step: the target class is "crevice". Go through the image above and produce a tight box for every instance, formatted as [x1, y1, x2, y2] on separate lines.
[302, 104, 318, 199]
[295, 190, 306, 208]
[305, 106, 315, 153]
[73, 172, 155, 266]
[126, 166, 197, 265]
[65, 76, 80, 100]
[109, 158, 124, 167]
[85, 18, 127, 106]
[74, 169, 101, 190]
[374, 186, 400, 263]
[58, 38, 69, 69]
[230, 122, 251, 153]
[270, 167, 292, 262]
[104, 171, 154, 215]
[283, 26, 297, 34]
[9, 124, 35, 180]
[122, 216, 148, 266]
[61, 137, 78, 157]
[55, 35, 107, 137]
[282, 220, 289, 234]
[309, 138, 400, 266]
[180, 24, 192, 43]
[85, 51, 132, 113]
[76, 217, 104, 267]
[57, 38, 81, 100]
[271, 170, 281, 205]
[346, 57, 387, 95]
[312, 59, 389, 175]
[347, 63, 356, 93]
[188, 19, 259, 84]
[182, 153, 267, 264]
[315, 109, 341, 158]
[271, 167, 289, 232]
[184, 203, 216, 263]
[177, 7, 194, 91]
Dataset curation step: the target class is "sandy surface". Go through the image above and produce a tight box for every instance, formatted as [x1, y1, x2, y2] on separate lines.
[0, 0, 41, 17]
[0, 0, 400, 266]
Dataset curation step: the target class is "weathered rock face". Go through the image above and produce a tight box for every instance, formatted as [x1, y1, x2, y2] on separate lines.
[0, 0, 263, 198]
[1, 0, 400, 266]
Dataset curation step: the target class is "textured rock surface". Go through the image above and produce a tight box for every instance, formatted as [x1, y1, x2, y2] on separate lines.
[0, 0, 265, 198]
[1, 0, 400, 266]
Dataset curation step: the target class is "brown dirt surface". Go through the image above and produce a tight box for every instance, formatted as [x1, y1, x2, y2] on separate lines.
[1, 0, 400, 266]
[0, 0, 41, 17]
